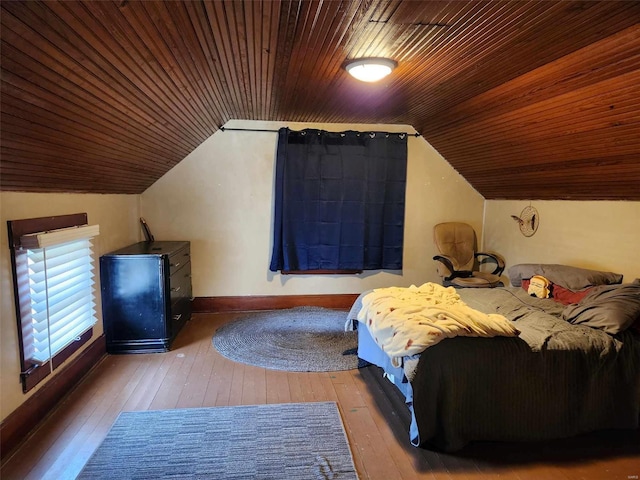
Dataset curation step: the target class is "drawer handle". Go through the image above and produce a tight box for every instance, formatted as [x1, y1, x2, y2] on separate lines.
[171, 262, 181, 268]
[171, 286, 181, 292]
[173, 313, 182, 321]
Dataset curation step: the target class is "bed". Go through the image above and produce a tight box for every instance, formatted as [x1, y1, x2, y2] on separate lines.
[346, 264, 640, 452]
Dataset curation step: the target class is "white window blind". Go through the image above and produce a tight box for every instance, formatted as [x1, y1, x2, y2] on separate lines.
[24, 230, 99, 364]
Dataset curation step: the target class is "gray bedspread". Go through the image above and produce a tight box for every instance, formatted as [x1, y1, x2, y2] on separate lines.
[350, 287, 640, 451]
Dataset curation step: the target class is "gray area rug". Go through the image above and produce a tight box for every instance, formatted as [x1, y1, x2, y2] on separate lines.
[212, 306, 358, 372]
[78, 402, 359, 480]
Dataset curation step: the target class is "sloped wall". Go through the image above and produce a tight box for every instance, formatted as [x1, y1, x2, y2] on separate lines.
[141, 120, 486, 297]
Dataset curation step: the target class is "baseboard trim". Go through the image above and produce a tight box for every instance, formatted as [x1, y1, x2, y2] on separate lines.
[192, 294, 360, 312]
[0, 334, 107, 461]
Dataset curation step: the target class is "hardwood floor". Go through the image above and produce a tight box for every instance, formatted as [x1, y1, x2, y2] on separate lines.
[2, 312, 639, 480]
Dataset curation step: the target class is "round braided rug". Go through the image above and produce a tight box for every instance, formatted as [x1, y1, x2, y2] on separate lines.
[212, 306, 358, 372]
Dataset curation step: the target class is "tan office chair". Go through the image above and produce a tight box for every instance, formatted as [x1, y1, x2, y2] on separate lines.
[433, 222, 505, 288]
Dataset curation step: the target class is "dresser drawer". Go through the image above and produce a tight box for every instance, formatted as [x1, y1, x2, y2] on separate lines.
[168, 245, 190, 277]
[169, 296, 190, 338]
[169, 261, 192, 305]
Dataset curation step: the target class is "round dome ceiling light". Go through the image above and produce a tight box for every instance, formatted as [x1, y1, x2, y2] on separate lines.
[345, 58, 397, 82]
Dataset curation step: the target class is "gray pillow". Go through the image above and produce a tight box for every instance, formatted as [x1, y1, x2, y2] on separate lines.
[508, 264, 623, 290]
[561, 284, 640, 334]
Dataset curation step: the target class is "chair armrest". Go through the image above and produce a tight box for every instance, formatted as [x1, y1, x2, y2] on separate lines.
[433, 254, 457, 271]
[475, 252, 505, 276]
[433, 255, 473, 281]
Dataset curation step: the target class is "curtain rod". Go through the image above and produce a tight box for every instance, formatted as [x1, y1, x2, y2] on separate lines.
[219, 126, 421, 137]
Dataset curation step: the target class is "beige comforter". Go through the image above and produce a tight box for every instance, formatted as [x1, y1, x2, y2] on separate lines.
[357, 283, 519, 367]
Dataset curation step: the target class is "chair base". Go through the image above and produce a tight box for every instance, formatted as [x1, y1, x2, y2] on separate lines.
[444, 272, 504, 288]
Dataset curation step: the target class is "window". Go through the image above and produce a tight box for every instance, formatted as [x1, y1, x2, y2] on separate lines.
[7, 213, 99, 392]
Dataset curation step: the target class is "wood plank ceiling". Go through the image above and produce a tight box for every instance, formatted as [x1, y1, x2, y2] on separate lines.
[1, 0, 639, 199]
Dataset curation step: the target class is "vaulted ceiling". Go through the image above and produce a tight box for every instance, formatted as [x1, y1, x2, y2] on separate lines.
[1, 0, 639, 199]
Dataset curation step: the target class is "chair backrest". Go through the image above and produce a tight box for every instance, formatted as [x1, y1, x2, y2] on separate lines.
[433, 222, 477, 271]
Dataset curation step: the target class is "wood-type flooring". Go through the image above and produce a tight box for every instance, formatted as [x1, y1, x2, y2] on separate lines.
[2, 312, 639, 479]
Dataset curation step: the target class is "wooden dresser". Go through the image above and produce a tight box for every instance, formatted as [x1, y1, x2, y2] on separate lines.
[100, 241, 192, 353]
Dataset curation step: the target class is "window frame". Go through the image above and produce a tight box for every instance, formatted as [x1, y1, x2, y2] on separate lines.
[7, 213, 96, 393]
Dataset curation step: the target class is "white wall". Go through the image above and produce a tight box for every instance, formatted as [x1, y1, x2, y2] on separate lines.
[0, 192, 140, 420]
[141, 120, 486, 297]
[483, 200, 640, 284]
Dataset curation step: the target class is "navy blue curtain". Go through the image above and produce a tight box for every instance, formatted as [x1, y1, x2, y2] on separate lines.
[269, 128, 407, 272]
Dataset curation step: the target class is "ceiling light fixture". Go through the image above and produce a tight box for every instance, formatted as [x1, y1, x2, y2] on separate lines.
[345, 58, 397, 82]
